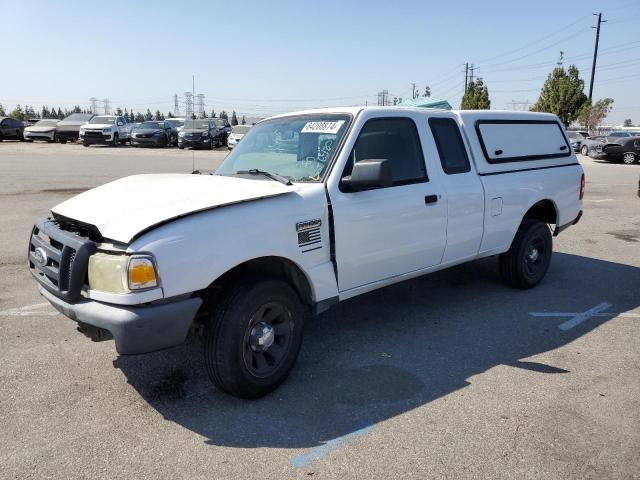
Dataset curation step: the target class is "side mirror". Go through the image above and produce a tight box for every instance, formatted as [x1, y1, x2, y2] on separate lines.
[341, 159, 392, 190]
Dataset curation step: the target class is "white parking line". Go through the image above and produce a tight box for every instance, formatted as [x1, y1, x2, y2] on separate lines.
[528, 302, 640, 331]
[0, 303, 58, 317]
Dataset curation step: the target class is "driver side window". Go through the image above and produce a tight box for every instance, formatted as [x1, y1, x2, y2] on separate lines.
[343, 117, 428, 187]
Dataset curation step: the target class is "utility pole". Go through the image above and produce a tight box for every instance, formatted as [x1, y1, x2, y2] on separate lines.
[464, 63, 469, 93]
[412, 83, 417, 99]
[173, 93, 180, 116]
[89, 97, 98, 114]
[102, 98, 110, 115]
[589, 12, 606, 102]
[469, 64, 475, 85]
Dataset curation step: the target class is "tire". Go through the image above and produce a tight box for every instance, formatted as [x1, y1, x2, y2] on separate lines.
[59, 137, 67, 144]
[18, 131, 25, 141]
[204, 278, 306, 399]
[622, 153, 636, 165]
[207, 138, 213, 150]
[581, 145, 588, 156]
[111, 133, 119, 147]
[82, 141, 89, 147]
[119, 139, 127, 145]
[49, 134, 57, 144]
[163, 135, 169, 147]
[178, 145, 184, 149]
[499, 218, 552, 289]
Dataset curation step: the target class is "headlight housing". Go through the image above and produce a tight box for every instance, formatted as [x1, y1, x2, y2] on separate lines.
[103, 128, 111, 134]
[178, 131, 185, 137]
[201, 131, 209, 137]
[88, 253, 159, 293]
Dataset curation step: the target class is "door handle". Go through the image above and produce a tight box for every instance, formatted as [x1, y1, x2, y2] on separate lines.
[424, 194, 438, 204]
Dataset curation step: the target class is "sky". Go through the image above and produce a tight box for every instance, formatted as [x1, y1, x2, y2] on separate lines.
[1, 0, 639, 125]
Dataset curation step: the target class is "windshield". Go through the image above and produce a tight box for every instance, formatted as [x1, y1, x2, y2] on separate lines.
[166, 119, 184, 127]
[184, 120, 209, 129]
[63, 113, 93, 122]
[138, 121, 164, 129]
[89, 116, 115, 124]
[34, 120, 58, 127]
[232, 125, 251, 134]
[214, 119, 226, 127]
[216, 114, 351, 183]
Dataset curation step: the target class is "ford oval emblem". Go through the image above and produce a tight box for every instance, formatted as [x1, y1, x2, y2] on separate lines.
[34, 247, 48, 267]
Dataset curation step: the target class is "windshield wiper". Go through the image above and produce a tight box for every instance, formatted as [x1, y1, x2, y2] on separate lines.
[236, 169, 292, 185]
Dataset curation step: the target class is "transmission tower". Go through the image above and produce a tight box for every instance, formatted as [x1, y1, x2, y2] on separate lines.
[377, 89, 389, 106]
[195, 94, 205, 118]
[184, 92, 193, 118]
[89, 97, 98, 113]
[173, 93, 180, 116]
[102, 98, 110, 115]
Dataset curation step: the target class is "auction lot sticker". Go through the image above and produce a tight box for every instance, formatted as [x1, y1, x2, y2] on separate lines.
[301, 120, 345, 134]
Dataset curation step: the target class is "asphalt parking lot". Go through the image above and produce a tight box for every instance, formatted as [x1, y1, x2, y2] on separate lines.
[1, 142, 639, 479]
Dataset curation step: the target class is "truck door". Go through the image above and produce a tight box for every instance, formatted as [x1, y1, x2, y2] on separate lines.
[427, 116, 484, 263]
[328, 115, 447, 293]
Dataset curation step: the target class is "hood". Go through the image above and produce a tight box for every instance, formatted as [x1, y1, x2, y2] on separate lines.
[181, 128, 207, 134]
[52, 174, 294, 243]
[26, 125, 57, 132]
[83, 123, 114, 129]
[133, 128, 164, 134]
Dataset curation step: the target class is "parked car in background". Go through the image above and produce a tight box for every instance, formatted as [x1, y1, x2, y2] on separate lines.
[591, 137, 640, 164]
[606, 130, 637, 138]
[0, 117, 25, 141]
[23, 119, 59, 142]
[178, 119, 223, 149]
[227, 124, 251, 149]
[56, 113, 95, 143]
[130, 121, 173, 147]
[164, 118, 185, 146]
[214, 118, 231, 145]
[580, 136, 606, 156]
[79, 115, 133, 147]
[566, 130, 588, 152]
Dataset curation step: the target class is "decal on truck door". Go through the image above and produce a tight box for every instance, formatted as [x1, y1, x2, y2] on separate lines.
[296, 219, 322, 253]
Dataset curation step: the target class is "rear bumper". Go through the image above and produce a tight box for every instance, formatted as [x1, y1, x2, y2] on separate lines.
[39, 286, 202, 354]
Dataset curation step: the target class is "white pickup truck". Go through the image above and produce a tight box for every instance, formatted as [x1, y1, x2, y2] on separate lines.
[28, 107, 583, 398]
[79, 115, 133, 146]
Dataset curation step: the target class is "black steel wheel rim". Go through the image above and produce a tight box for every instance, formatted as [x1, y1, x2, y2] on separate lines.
[523, 235, 546, 278]
[243, 301, 294, 378]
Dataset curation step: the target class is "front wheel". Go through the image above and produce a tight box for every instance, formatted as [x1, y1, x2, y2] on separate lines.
[622, 153, 636, 165]
[499, 218, 552, 289]
[204, 278, 306, 399]
[110, 133, 119, 147]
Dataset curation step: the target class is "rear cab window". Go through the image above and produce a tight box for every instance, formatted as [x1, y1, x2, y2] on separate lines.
[475, 120, 571, 163]
[429, 117, 471, 174]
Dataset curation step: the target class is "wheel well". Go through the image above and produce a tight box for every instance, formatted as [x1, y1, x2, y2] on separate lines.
[201, 256, 314, 309]
[524, 199, 557, 226]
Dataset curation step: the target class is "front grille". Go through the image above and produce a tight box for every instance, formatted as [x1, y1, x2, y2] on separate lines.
[28, 218, 97, 302]
[137, 133, 153, 138]
[84, 131, 105, 138]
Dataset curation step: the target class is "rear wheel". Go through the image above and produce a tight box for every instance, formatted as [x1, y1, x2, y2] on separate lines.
[499, 218, 552, 289]
[622, 152, 636, 164]
[111, 133, 119, 147]
[204, 278, 306, 399]
[82, 141, 89, 147]
[581, 145, 588, 156]
[59, 137, 67, 144]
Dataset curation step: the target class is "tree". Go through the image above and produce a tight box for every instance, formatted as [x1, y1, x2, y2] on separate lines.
[72, 105, 82, 113]
[134, 112, 145, 122]
[460, 78, 490, 109]
[57, 108, 64, 119]
[9, 105, 25, 120]
[623, 118, 633, 127]
[116, 107, 123, 116]
[231, 111, 238, 126]
[144, 109, 153, 121]
[531, 63, 587, 126]
[167, 112, 174, 118]
[199, 110, 207, 119]
[123, 109, 129, 122]
[241, 115, 246, 125]
[577, 98, 614, 133]
[210, 109, 216, 118]
[154, 110, 164, 120]
[423, 85, 431, 97]
[41, 106, 50, 118]
[0, 103, 5, 116]
[219, 110, 228, 120]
